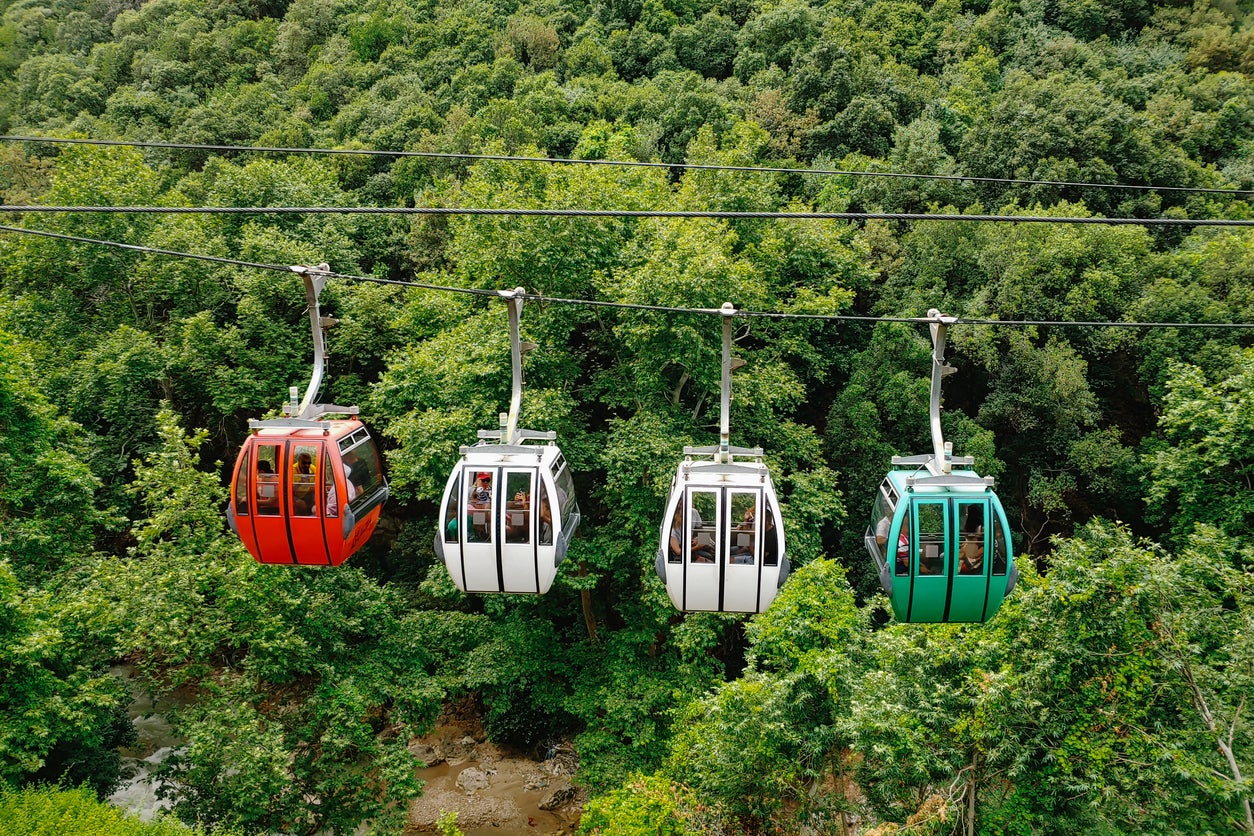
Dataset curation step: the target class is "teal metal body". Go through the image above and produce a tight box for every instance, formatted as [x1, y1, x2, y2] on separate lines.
[866, 466, 1017, 623]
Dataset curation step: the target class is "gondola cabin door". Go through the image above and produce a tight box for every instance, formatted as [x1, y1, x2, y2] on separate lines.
[666, 485, 778, 613]
[235, 437, 340, 565]
[908, 499, 948, 622]
[454, 465, 542, 594]
[893, 495, 1011, 623]
[948, 499, 995, 622]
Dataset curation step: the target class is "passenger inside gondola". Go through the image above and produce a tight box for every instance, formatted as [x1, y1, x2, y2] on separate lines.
[344, 449, 363, 494]
[668, 507, 684, 561]
[469, 472, 493, 541]
[669, 505, 714, 563]
[731, 505, 755, 564]
[959, 506, 985, 574]
[256, 454, 280, 515]
[444, 500, 459, 539]
[292, 450, 316, 516]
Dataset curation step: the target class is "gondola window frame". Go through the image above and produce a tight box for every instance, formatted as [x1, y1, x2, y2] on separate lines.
[235, 448, 251, 517]
[256, 443, 282, 517]
[913, 499, 948, 577]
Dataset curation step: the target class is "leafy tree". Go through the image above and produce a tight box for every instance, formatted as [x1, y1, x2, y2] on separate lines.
[76, 410, 442, 834]
[733, 0, 819, 80]
[661, 560, 867, 831]
[670, 12, 738, 79]
[0, 560, 133, 797]
[980, 522, 1254, 834]
[1, 145, 162, 342]
[0, 784, 217, 836]
[959, 71, 1190, 215]
[1146, 348, 1254, 552]
[0, 327, 114, 579]
[578, 774, 715, 834]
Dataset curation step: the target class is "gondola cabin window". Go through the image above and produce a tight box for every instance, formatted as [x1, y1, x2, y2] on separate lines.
[958, 503, 986, 575]
[551, 453, 576, 532]
[762, 501, 780, 567]
[728, 492, 758, 565]
[469, 471, 494, 544]
[256, 445, 281, 516]
[538, 482, 553, 546]
[915, 501, 946, 576]
[505, 471, 533, 544]
[443, 472, 461, 543]
[993, 519, 1008, 575]
[339, 428, 384, 515]
[870, 482, 910, 576]
[291, 444, 319, 517]
[324, 449, 340, 518]
[690, 490, 718, 564]
[234, 449, 251, 516]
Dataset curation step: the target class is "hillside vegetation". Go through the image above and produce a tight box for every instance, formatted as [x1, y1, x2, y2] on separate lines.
[1, 0, 1253, 832]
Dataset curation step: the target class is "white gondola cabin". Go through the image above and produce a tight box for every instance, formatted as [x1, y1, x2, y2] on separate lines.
[436, 441, 578, 594]
[653, 303, 790, 613]
[433, 288, 580, 595]
[655, 447, 788, 613]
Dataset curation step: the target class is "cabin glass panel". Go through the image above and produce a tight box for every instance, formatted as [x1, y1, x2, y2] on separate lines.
[727, 492, 757, 565]
[870, 483, 897, 534]
[467, 470, 494, 543]
[763, 500, 780, 567]
[992, 515, 1008, 576]
[894, 526, 911, 576]
[291, 444, 319, 517]
[666, 497, 683, 564]
[870, 481, 909, 575]
[256, 444, 281, 516]
[957, 502, 986, 575]
[689, 490, 718, 564]
[443, 472, 462, 543]
[915, 501, 946, 576]
[551, 454, 576, 529]
[341, 431, 383, 513]
[324, 450, 340, 518]
[234, 450, 251, 516]
[505, 471, 533, 544]
[538, 482, 553, 545]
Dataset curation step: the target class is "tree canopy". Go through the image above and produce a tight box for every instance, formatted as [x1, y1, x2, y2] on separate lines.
[2, 0, 1254, 831]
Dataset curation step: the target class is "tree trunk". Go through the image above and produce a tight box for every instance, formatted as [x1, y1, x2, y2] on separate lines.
[579, 563, 598, 644]
[670, 370, 689, 406]
[966, 754, 977, 836]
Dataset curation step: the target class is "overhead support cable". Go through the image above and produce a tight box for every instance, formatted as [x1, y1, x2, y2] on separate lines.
[3, 135, 1252, 198]
[4, 204, 1254, 227]
[2, 222, 1253, 329]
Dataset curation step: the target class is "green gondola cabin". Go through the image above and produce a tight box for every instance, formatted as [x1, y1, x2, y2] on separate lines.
[866, 462, 1016, 623]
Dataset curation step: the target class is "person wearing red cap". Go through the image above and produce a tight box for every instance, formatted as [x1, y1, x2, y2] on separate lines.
[472, 472, 491, 504]
[467, 472, 493, 541]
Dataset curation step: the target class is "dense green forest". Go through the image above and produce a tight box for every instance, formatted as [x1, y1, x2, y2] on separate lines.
[2, 0, 1254, 831]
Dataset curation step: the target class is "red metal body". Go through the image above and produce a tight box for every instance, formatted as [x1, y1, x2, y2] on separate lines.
[228, 419, 385, 566]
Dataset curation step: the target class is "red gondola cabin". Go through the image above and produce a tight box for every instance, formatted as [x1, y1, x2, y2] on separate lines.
[228, 418, 387, 566]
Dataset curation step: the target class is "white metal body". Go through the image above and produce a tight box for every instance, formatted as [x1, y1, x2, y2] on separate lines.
[655, 452, 789, 613]
[435, 441, 578, 595]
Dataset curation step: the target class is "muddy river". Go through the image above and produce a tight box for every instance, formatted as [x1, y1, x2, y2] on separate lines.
[106, 666, 582, 833]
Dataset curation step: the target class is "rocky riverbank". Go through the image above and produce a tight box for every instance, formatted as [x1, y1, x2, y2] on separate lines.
[406, 712, 583, 835]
